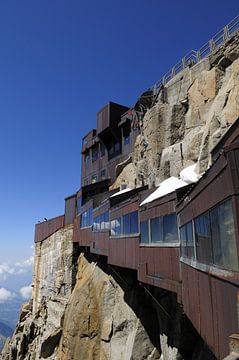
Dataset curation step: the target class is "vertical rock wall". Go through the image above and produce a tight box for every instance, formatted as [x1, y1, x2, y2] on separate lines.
[115, 34, 239, 189]
[0, 225, 77, 360]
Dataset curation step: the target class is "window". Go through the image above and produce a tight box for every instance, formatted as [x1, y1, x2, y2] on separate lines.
[140, 221, 149, 244]
[210, 199, 238, 271]
[130, 211, 139, 234]
[91, 175, 98, 184]
[84, 178, 88, 186]
[111, 211, 138, 237]
[195, 213, 213, 265]
[141, 213, 178, 246]
[123, 125, 131, 145]
[84, 152, 90, 168]
[163, 214, 178, 242]
[111, 217, 121, 236]
[80, 207, 93, 228]
[180, 222, 194, 259]
[181, 198, 238, 272]
[150, 217, 163, 243]
[93, 211, 109, 231]
[100, 143, 106, 157]
[123, 213, 130, 235]
[108, 139, 121, 159]
[92, 146, 98, 162]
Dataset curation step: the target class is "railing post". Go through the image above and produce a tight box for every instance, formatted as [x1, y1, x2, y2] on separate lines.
[197, 50, 201, 62]
[209, 39, 215, 53]
[171, 67, 176, 77]
[162, 76, 166, 86]
[182, 57, 186, 69]
[223, 25, 229, 41]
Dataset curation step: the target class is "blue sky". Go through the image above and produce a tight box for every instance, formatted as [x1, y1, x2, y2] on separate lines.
[0, 0, 238, 285]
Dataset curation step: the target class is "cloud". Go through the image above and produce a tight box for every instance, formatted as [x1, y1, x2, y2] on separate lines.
[0, 255, 34, 281]
[19, 285, 32, 300]
[0, 288, 16, 303]
[15, 256, 34, 269]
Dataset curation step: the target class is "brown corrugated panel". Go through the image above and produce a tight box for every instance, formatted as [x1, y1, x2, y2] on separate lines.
[181, 264, 200, 332]
[213, 278, 238, 359]
[124, 237, 138, 270]
[181, 263, 239, 359]
[34, 215, 64, 243]
[198, 272, 215, 353]
[64, 195, 76, 225]
[91, 231, 109, 256]
[73, 217, 92, 247]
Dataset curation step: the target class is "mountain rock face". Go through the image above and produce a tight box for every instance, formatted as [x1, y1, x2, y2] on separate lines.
[0, 322, 12, 352]
[1, 33, 239, 360]
[115, 33, 239, 189]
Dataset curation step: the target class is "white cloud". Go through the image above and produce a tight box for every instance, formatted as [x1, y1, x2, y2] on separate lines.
[0, 255, 34, 281]
[19, 285, 32, 300]
[15, 256, 34, 269]
[0, 288, 16, 303]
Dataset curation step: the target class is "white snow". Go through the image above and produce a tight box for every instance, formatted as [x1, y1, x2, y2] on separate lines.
[180, 163, 201, 183]
[140, 163, 202, 206]
[110, 188, 132, 198]
[140, 177, 188, 206]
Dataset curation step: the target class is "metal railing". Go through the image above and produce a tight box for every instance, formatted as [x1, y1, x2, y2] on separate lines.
[151, 15, 239, 93]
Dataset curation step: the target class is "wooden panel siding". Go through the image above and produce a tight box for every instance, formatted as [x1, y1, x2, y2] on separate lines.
[73, 216, 92, 246]
[34, 215, 65, 243]
[181, 263, 238, 359]
[64, 194, 77, 225]
[90, 231, 109, 257]
[108, 236, 139, 270]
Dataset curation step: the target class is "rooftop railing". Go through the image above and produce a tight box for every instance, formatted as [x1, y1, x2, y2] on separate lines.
[151, 15, 239, 93]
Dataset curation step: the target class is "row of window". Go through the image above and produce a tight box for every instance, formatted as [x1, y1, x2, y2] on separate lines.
[140, 214, 179, 244]
[180, 199, 238, 271]
[79, 199, 238, 272]
[84, 135, 131, 168]
[111, 211, 139, 236]
[93, 211, 110, 231]
[84, 143, 106, 168]
[83, 169, 106, 186]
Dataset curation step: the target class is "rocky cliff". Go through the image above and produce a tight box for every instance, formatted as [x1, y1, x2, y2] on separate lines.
[113, 33, 239, 189]
[1, 32, 239, 360]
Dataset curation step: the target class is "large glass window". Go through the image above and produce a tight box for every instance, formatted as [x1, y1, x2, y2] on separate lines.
[210, 199, 238, 271]
[180, 221, 195, 260]
[93, 211, 109, 231]
[195, 213, 213, 265]
[80, 207, 93, 228]
[130, 211, 139, 234]
[182, 198, 238, 272]
[150, 217, 163, 243]
[123, 213, 130, 235]
[111, 217, 122, 236]
[140, 221, 149, 244]
[112, 211, 138, 236]
[163, 214, 178, 242]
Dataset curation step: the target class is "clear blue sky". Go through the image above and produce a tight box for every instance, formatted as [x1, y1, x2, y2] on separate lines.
[0, 0, 238, 266]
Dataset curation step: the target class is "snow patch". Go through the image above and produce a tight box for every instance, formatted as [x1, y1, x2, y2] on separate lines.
[180, 164, 201, 183]
[110, 188, 132, 198]
[140, 177, 188, 206]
